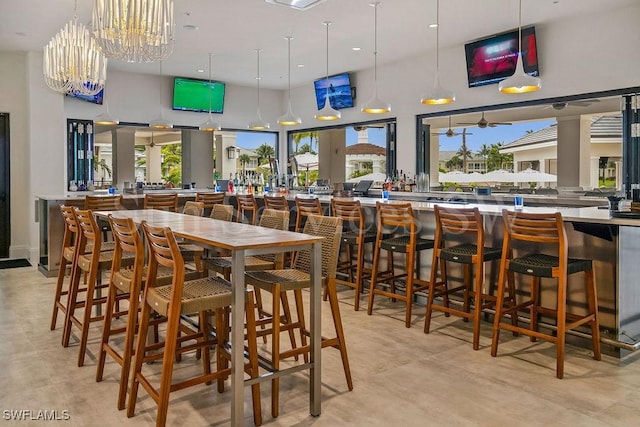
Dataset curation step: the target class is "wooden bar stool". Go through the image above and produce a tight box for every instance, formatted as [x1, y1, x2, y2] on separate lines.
[144, 193, 178, 212]
[331, 198, 377, 311]
[491, 210, 601, 379]
[85, 194, 125, 241]
[367, 202, 434, 328]
[62, 208, 134, 366]
[245, 214, 352, 418]
[96, 215, 201, 410]
[424, 205, 516, 350]
[196, 192, 225, 216]
[236, 194, 258, 225]
[263, 194, 289, 212]
[128, 222, 262, 426]
[294, 196, 323, 232]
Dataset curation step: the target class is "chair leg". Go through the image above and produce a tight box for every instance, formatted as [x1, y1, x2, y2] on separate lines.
[78, 267, 99, 367]
[96, 281, 117, 382]
[491, 261, 509, 358]
[292, 290, 308, 364]
[556, 276, 567, 379]
[462, 264, 472, 322]
[244, 294, 263, 426]
[530, 276, 540, 342]
[404, 251, 415, 328]
[216, 308, 229, 393]
[280, 291, 300, 361]
[62, 262, 82, 347]
[326, 278, 353, 390]
[270, 284, 282, 419]
[586, 268, 601, 361]
[200, 310, 212, 385]
[118, 289, 139, 410]
[367, 241, 381, 316]
[127, 298, 152, 418]
[471, 263, 484, 351]
[354, 240, 365, 311]
[423, 249, 440, 334]
[51, 256, 70, 330]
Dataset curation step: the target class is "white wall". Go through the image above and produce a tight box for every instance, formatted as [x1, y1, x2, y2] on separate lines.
[1, 0, 639, 261]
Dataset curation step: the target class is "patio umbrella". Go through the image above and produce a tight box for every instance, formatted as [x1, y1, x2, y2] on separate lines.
[438, 171, 487, 183]
[293, 153, 319, 186]
[484, 169, 517, 183]
[346, 172, 387, 184]
[512, 168, 557, 183]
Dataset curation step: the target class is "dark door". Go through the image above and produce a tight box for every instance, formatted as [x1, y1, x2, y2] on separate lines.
[0, 113, 9, 258]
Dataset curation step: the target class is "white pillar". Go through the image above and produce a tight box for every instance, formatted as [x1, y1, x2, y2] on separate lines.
[590, 156, 600, 190]
[616, 160, 623, 191]
[318, 129, 346, 184]
[182, 130, 214, 189]
[556, 115, 591, 189]
[146, 144, 163, 183]
[216, 131, 238, 180]
[113, 128, 136, 189]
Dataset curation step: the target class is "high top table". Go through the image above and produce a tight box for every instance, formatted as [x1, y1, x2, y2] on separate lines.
[97, 209, 324, 424]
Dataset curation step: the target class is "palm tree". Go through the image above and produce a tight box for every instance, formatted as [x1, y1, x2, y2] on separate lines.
[478, 143, 490, 172]
[445, 155, 462, 171]
[161, 144, 182, 186]
[457, 128, 473, 172]
[292, 131, 319, 155]
[238, 154, 251, 172]
[255, 143, 275, 166]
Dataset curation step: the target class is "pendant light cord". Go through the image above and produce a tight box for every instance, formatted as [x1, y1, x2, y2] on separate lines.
[207, 53, 213, 116]
[256, 49, 261, 116]
[518, 0, 522, 55]
[324, 22, 331, 102]
[435, 0, 440, 71]
[286, 37, 292, 104]
[372, 2, 379, 92]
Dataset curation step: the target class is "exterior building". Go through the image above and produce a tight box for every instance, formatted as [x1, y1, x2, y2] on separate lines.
[500, 115, 622, 189]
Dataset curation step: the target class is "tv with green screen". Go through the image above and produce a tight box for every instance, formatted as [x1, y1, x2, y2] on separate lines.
[173, 77, 225, 113]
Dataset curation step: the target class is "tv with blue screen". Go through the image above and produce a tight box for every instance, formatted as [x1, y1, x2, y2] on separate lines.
[173, 77, 225, 113]
[314, 72, 354, 110]
[66, 88, 104, 105]
[464, 26, 539, 88]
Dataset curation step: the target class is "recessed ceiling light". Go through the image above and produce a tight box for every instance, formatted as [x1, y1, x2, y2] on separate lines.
[265, 0, 326, 11]
[183, 24, 198, 31]
[429, 23, 438, 28]
[297, 64, 305, 68]
[197, 69, 204, 73]
[352, 47, 361, 51]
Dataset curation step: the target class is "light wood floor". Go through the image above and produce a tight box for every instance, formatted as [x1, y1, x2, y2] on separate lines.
[2, 264, 640, 426]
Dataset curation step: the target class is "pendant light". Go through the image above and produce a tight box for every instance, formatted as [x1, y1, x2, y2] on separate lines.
[199, 53, 222, 132]
[499, 0, 542, 94]
[315, 21, 341, 121]
[361, 1, 391, 114]
[248, 49, 270, 130]
[277, 37, 302, 126]
[421, 0, 455, 105]
[149, 60, 173, 129]
[94, 101, 119, 126]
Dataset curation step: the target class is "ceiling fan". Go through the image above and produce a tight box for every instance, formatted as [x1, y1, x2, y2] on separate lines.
[457, 112, 512, 129]
[545, 99, 601, 110]
[431, 116, 471, 137]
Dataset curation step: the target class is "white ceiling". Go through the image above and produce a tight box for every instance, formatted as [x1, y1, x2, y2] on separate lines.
[1, 0, 637, 90]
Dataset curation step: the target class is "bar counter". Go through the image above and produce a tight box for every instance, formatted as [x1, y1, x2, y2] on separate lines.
[38, 191, 640, 356]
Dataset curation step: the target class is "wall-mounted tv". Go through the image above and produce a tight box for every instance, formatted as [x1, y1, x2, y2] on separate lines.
[172, 77, 225, 113]
[314, 72, 354, 110]
[66, 88, 104, 105]
[464, 26, 539, 88]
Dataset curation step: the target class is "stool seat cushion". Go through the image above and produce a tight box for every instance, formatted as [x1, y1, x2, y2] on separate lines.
[380, 235, 434, 253]
[509, 253, 593, 278]
[440, 243, 502, 264]
[246, 269, 327, 292]
[146, 276, 232, 317]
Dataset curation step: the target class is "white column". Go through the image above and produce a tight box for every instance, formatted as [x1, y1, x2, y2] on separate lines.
[216, 131, 238, 180]
[590, 156, 600, 190]
[182, 130, 214, 189]
[616, 160, 623, 191]
[113, 128, 136, 189]
[556, 115, 591, 189]
[146, 144, 163, 183]
[318, 129, 346, 184]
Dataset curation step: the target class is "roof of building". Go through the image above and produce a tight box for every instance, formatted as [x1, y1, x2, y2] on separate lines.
[345, 143, 386, 156]
[502, 114, 622, 149]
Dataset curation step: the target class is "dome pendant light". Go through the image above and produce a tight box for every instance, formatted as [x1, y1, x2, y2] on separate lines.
[421, 0, 455, 105]
[199, 53, 222, 132]
[277, 36, 302, 126]
[248, 49, 270, 130]
[149, 60, 173, 130]
[499, 0, 541, 94]
[361, 1, 391, 114]
[315, 21, 341, 121]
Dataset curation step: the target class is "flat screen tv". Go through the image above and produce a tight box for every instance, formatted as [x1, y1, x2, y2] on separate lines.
[353, 179, 374, 195]
[464, 26, 539, 88]
[66, 88, 104, 105]
[172, 77, 225, 113]
[314, 72, 354, 110]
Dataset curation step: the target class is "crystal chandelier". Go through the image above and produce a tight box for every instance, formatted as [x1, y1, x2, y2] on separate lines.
[43, 0, 107, 95]
[92, 0, 175, 63]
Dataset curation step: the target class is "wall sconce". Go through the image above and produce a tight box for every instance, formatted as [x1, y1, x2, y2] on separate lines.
[227, 146, 237, 159]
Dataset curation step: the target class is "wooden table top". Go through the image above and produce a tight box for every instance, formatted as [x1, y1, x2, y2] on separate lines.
[97, 209, 323, 251]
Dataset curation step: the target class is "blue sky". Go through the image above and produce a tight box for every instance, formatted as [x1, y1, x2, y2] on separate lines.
[235, 119, 555, 153]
